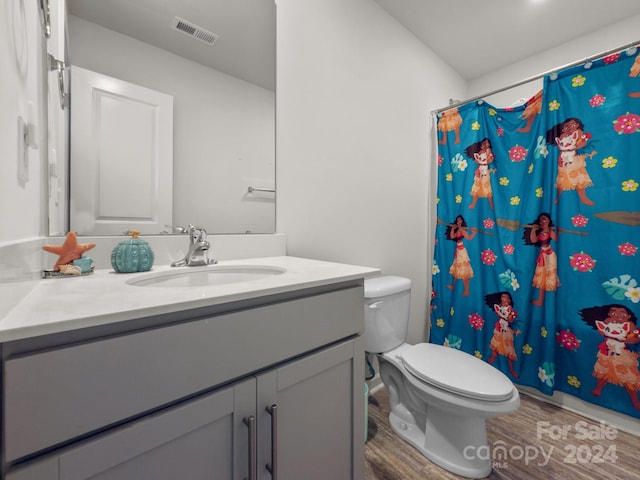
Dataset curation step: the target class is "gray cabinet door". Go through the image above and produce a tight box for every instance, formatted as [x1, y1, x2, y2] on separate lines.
[256, 338, 365, 480]
[6, 379, 256, 480]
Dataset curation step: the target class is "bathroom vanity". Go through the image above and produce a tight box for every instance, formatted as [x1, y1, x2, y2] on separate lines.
[0, 256, 378, 480]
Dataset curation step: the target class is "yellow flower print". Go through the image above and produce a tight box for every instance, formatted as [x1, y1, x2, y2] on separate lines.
[567, 376, 581, 388]
[471, 121, 481, 131]
[474, 351, 483, 359]
[541, 327, 548, 338]
[622, 179, 639, 192]
[455, 195, 463, 203]
[572, 75, 586, 87]
[528, 164, 534, 174]
[499, 177, 509, 186]
[510, 196, 521, 206]
[450, 306, 455, 316]
[488, 108, 497, 116]
[602, 156, 618, 168]
[548, 100, 560, 111]
[436, 318, 445, 328]
[436, 197, 440, 204]
[446, 173, 453, 181]
[535, 187, 543, 198]
[522, 344, 533, 354]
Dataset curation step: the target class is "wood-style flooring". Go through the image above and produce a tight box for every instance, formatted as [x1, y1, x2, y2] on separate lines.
[365, 387, 640, 480]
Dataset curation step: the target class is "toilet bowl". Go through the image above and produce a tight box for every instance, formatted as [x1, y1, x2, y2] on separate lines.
[364, 276, 520, 479]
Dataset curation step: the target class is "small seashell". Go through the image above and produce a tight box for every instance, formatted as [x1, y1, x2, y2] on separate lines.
[59, 264, 82, 275]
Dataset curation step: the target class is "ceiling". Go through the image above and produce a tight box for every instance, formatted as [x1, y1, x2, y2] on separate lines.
[374, 0, 640, 80]
[67, 0, 640, 89]
[67, 0, 276, 91]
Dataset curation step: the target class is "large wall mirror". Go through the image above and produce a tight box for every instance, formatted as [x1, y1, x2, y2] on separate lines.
[56, 0, 275, 235]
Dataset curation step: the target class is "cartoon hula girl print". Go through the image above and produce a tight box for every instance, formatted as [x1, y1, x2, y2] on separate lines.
[517, 90, 542, 134]
[445, 215, 476, 297]
[486, 291, 520, 378]
[465, 138, 496, 210]
[580, 304, 640, 410]
[523, 213, 559, 307]
[437, 107, 462, 146]
[546, 117, 597, 206]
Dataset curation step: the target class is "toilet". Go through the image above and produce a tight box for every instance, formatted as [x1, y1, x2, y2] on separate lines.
[364, 276, 520, 479]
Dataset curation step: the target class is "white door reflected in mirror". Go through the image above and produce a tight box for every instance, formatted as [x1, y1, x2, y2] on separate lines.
[70, 67, 174, 235]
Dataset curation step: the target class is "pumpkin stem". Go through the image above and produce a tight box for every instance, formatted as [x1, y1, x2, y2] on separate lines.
[129, 230, 140, 239]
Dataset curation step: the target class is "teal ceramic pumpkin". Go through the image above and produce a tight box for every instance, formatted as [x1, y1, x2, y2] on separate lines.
[111, 230, 154, 273]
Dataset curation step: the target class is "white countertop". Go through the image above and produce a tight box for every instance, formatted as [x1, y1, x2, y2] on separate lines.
[0, 256, 379, 342]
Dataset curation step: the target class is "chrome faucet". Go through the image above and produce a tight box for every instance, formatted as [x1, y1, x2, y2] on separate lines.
[171, 225, 217, 267]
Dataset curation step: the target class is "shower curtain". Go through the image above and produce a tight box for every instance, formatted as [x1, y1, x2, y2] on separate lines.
[430, 47, 640, 419]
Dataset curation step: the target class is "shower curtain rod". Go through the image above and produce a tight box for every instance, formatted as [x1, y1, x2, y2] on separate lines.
[431, 39, 640, 115]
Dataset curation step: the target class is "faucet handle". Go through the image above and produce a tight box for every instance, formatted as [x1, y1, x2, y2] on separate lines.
[189, 224, 207, 235]
[187, 225, 209, 243]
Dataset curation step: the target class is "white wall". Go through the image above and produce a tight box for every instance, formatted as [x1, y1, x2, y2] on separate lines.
[468, 14, 640, 108]
[68, 16, 275, 234]
[0, 0, 47, 244]
[276, 0, 466, 343]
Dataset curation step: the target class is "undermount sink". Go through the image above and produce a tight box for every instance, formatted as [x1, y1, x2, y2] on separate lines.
[126, 265, 286, 288]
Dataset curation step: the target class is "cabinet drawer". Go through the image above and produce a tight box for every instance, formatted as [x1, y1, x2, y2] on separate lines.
[4, 285, 363, 461]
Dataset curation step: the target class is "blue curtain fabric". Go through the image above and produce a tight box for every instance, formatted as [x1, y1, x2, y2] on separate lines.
[430, 48, 640, 418]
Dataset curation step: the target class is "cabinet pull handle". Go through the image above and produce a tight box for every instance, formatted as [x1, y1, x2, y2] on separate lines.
[243, 416, 256, 480]
[265, 404, 278, 479]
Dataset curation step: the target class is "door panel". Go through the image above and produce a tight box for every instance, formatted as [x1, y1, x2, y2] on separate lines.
[257, 340, 357, 480]
[70, 66, 173, 235]
[6, 381, 256, 480]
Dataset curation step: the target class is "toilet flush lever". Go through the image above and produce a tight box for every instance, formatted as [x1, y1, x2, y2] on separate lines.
[368, 301, 383, 309]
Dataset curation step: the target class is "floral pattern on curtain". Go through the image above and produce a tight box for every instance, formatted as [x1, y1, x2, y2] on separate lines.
[430, 47, 640, 418]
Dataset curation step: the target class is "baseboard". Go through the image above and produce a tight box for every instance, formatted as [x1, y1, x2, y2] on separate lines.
[516, 385, 640, 437]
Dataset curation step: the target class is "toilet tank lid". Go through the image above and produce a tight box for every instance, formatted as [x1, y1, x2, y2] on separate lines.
[364, 276, 411, 298]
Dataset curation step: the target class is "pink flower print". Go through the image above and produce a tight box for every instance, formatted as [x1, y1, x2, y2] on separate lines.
[509, 144, 528, 162]
[570, 214, 589, 228]
[483, 218, 495, 229]
[468, 313, 484, 330]
[556, 330, 581, 351]
[481, 249, 497, 265]
[613, 112, 640, 134]
[603, 53, 620, 64]
[589, 94, 606, 107]
[618, 242, 638, 256]
[438, 154, 444, 166]
[569, 252, 596, 272]
[497, 127, 504, 137]
[503, 244, 515, 255]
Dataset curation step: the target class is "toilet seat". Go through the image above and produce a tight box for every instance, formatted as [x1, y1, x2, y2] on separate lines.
[401, 343, 514, 401]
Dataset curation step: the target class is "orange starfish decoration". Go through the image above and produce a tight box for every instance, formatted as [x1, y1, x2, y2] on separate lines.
[43, 232, 96, 271]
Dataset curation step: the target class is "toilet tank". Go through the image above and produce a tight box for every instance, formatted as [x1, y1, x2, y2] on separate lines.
[363, 276, 412, 353]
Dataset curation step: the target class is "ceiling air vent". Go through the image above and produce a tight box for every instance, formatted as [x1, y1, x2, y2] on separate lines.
[171, 16, 219, 46]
